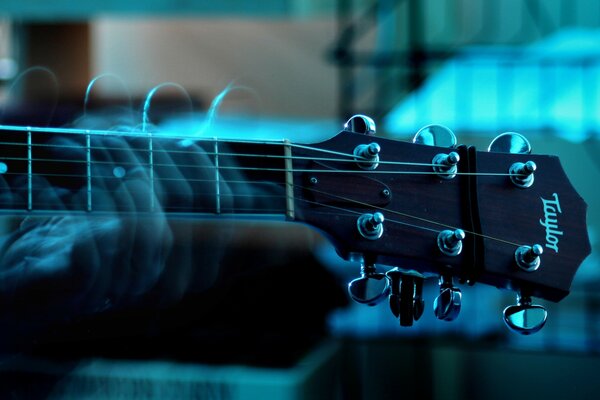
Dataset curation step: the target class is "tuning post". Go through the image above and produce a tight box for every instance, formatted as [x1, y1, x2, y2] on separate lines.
[437, 229, 465, 256]
[509, 161, 536, 188]
[357, 212, 384, 240]
[503, 293, 547, 335]
[515, 244, 543, 272]
[354, 142, 380, 170]
[344, 114, 376, 135]
[432, 151, 460, 179]
[386, 268, 425, 327]
[433, 275, 462, 321]
[348, 260, 390, 306]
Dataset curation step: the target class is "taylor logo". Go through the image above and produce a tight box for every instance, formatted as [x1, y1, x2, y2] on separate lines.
[540, 193, 563, 253]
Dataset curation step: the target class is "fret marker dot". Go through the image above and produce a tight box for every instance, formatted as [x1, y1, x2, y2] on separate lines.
[0, 162, 7, 174]
[113, 166, 126, 178]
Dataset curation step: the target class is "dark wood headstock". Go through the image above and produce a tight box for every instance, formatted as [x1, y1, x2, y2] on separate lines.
[291, 130, 591, 303]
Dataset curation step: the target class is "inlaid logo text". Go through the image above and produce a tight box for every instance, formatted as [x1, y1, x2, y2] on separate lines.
[540, 193, 563, 253]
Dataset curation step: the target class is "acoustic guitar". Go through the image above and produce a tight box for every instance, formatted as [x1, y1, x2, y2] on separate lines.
[0, 115, 590, 335]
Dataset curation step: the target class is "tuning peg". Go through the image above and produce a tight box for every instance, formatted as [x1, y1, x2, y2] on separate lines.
[348, 262, 390, 306]
[503, 294, 547, 335]
[437, 229, 466, 256]
[432, 151, 460, 179]
[488, 132, 532, 154]
[344, 115, 376, 135]
[357, 212, 385, 240]
[387, 268, 402, 318]
[413, 277, 425, 321]
[413, 124, 457, 147]
[515, 244, 543, 272]
[509, 160, 536, 188]
[386, 269, 425, 327]
[353, 142, 380, 170]
[433, 275, 462, 321]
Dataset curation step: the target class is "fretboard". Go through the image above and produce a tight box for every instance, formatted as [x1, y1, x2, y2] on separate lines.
[0, 125, 294, 220]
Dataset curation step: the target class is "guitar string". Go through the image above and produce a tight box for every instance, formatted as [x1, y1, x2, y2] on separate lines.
[0, 134, 530, 246]
[0, 139, 528, 176]
[0, 159, 519, 178]
[2, 191, 441, 235]
[0, 134, 363, 160]
[0, 141, 530, 245]
[0, 151, 437, 168]
[0, 168, 516, 178]
[293, 197, 441, 234]
[298, 183, 522, 247]
[2, 175, 522, 248]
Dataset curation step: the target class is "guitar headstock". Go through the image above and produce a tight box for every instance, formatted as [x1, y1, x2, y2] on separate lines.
[290, 116, 591, 335]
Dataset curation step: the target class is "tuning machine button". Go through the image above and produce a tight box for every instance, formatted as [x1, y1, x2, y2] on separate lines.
[503, 294, 547, 335]
[386, 268, 425, 326]
[509, 161, 536, 188]
[437, 229, 465, 256]
[357, 212, 384, 240]
[354, 142, 380, 170]
[413, 124, 457, 147]
[515, 244, 543, 272]
[344, 115, 376, 135]
[488, 132, 532, 154]
[348, 262, 390, 306]
[432, 151, 460, 179]
[433, 275, 462, 321]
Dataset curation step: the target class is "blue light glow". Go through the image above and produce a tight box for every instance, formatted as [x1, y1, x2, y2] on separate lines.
[384, 29, 600, 142]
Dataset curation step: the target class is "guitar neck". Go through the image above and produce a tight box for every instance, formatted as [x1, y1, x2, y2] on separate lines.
[0, 125, 295, 220]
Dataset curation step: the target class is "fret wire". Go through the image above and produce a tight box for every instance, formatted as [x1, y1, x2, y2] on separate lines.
[284, 139, 294, 219]
[86, 133, 92, 212]
[27, 129, 32, 211]
[149, 134, 155, 212]
[214, 139, 220, 214]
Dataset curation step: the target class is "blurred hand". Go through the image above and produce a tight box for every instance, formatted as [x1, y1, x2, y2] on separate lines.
[0, 134, 173, 326]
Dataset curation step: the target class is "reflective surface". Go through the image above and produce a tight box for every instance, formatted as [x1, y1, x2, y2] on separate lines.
[433, 287, 462, 321]
[413, 124, 457, 147]
[503, 303, 548, 335]
[344, 115, 376, 135]
[488, 132, 532, 154]
[348, 273, 390, 305]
